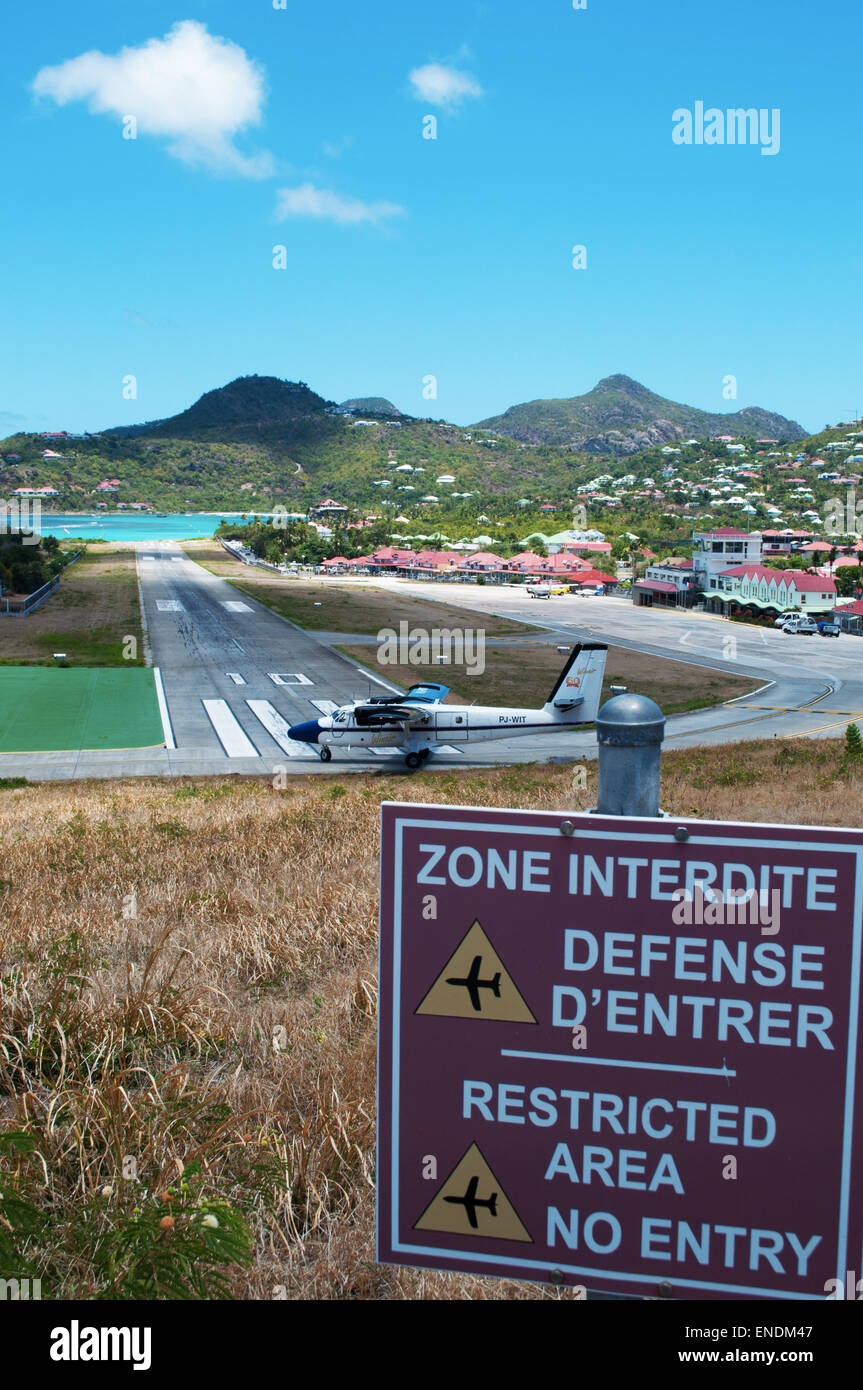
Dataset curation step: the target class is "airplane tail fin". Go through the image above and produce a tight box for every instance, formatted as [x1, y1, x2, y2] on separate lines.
[543, 643, 608, 723]
[491, 973, 501, 998]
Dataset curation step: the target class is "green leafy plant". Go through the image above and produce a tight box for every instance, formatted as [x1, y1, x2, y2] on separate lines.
[0, 1140, 253, 1298]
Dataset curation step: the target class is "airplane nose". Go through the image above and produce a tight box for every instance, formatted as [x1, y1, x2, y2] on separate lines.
[288, 718, 322, 744]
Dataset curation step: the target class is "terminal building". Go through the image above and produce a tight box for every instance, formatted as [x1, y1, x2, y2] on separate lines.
[633, 527, 837, 617]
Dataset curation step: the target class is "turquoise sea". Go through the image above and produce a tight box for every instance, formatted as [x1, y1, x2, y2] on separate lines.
[38, 512, 268, 543]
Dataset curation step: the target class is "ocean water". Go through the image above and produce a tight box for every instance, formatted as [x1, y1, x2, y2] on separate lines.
[37, 512, 265, 543]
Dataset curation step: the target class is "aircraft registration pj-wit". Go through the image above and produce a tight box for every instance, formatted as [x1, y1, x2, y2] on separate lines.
[287, 641, 609, 768]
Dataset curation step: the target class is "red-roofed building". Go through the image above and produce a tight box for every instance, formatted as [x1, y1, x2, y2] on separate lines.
[702, 564, 836, 616]
[834, 599, 863, 635]
[507, 550, 548, 572]
[407, 551, 460, 577]
[358, 547, 418, 573]
[635, 557, 699, 608]
[566, 567, 613, 588]
[457, 551, 505, 573]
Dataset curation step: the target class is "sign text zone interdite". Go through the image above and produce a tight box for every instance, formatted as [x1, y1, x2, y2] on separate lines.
[376, 804, 863, 1299]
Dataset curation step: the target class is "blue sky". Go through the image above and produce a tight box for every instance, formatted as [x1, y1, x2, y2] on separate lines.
[2, 0, 861, 436]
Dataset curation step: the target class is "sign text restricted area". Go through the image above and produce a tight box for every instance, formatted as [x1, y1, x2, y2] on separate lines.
[377, 804, 863, 1299]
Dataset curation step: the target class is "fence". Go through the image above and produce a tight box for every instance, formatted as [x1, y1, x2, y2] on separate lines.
[0, 549, 83, 616]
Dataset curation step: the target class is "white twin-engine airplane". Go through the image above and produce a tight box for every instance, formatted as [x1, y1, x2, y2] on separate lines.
[287, 642, 608, 768]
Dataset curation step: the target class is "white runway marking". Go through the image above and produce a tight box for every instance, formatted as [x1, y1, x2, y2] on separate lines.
[310, 699, 339, 715]
[153, 668, 176, 750]
[170, 556, 183, 562]
[202, 700, 259, 758]
[246, 700, 314, 756]
[221, 601, 252, 612]
[356, 668, 400, 690]
[156, 600, 184, 612]
[268, 672, 313, 686]
[226, 672, 246, 685]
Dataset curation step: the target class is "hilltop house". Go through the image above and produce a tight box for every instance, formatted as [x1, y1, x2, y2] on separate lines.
[311, 499, 348, 518]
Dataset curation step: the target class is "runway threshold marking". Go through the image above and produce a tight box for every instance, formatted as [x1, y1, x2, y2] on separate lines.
[310, 699, 339, 715]
[202, 700, 259, 758]
[268, 672, 313, 686]
[221, 601, 253, 612]
[246, 700, 314, 756]
[226, 672, 246, 685]
[156, 600, 184, 612]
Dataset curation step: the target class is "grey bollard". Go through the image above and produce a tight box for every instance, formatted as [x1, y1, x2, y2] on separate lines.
[595, 693, 666, 818]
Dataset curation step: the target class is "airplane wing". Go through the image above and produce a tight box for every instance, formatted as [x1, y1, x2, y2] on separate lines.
[404, 683, 450, 704]
[354, 705, 424, 728]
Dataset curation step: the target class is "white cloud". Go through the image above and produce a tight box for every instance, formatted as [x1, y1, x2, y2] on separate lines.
[33, 20, 273, 178]
[408, 63, 483, 110]
[275, 183, 405, 226]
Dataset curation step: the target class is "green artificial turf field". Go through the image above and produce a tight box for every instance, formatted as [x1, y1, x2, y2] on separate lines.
[0, 668, 164, 753]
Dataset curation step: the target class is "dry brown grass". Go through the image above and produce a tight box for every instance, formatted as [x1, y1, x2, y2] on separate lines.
[0, 547, 144, 665]
[181, 544, 533, 637]
[0, 740, 860, 1299]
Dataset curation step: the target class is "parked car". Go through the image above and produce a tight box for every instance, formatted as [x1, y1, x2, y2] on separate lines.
[783, 617, 819, 635]
[818, 621, 841, 637]
[773, 612, 797, 627]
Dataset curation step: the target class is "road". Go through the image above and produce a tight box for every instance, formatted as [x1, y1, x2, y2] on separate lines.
[8, 550, 862, 780]
[362, 577, 863, 749]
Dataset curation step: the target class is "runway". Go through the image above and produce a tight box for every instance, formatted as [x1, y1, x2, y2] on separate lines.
[8, 549, 862, 780]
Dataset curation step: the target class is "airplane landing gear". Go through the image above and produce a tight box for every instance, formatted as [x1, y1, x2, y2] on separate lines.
[319, 746, 332, 762]
[405, 749, 431, 770]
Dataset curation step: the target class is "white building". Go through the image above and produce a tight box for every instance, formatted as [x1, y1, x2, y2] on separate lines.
[691, 527, 763, 588]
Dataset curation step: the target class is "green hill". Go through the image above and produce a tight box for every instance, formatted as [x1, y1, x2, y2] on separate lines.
[338, 397, 401, 417]
[108, 375, 335, 442]
[475, 374, 806, 455]
[0, 372, 820, 517]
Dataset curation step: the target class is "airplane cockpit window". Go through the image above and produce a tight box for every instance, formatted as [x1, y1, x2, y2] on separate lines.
[355, 707, 402, 727]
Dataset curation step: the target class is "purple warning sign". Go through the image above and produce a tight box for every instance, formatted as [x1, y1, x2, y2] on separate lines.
[377, 803, 863, 1300]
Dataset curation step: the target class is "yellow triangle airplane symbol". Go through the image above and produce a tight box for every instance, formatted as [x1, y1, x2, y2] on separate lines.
[415, 1142, 533, 1242]
[415, 919, 537, 1023]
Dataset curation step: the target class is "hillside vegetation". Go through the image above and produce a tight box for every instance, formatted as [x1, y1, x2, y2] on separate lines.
[475, 374, 805, 455]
